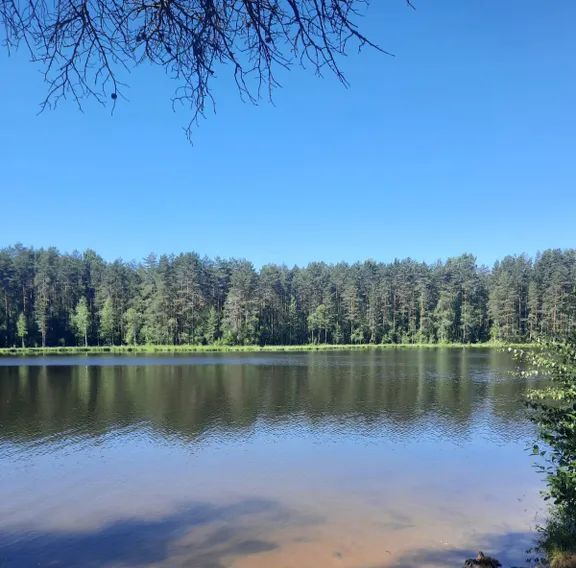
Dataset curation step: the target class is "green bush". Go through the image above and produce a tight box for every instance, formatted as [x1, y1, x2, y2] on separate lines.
[515, 337, 576, 564]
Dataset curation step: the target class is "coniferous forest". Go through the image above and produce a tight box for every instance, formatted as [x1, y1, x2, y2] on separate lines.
[1, 245, 575, 348]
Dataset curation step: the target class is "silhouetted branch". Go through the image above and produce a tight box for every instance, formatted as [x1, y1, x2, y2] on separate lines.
[1, 0, 405, 137]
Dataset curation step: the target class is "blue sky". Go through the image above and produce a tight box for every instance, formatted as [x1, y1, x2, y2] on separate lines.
[1, 1, 575, 268]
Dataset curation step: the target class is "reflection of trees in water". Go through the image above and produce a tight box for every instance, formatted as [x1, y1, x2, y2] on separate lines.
[0, 350, 544, 444]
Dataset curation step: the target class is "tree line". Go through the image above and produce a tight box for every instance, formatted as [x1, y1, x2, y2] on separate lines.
[1, 245, 575, 348]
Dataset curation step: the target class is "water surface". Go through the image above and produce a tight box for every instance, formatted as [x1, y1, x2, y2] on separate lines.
[0, 349, 544, 567]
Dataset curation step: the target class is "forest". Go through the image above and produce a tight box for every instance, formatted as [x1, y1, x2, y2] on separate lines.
[0, 245, 575, 348]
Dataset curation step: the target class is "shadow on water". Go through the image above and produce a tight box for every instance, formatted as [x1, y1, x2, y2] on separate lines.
[0, 498, 322, 568]
[0, 499, 538, 568]
[383, 530, 535, 568]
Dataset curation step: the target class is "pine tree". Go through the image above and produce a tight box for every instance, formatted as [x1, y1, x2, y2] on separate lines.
[1, 244, 576, 348]
[307, 304, 329, 343]
[435, 290, 455, 343]
[287, 297, 300, 344]
[204, 306, 220, 344]
[221, 261, 259, 345]
[527, 280, 540, 338]
[34, 261, 51, 347]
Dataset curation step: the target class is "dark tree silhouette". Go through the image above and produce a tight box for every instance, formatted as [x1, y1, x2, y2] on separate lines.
[1, 0, 410, 136]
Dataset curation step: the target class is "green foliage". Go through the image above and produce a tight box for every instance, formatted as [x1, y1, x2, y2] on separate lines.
[287, 297, 301, 344]
[1, 245, 576, 348]
[99, 297, 116, 345]
[515, 337, 576, 562]
[203, 306, 220, 344]
[536, 511, 576, 567]
[71, 298, 90, 347]
[333, 322, 344, 345]
[16, 312, 27, 348]
[0, 342, 531, 357]
[221, 261, 259, 345]
[33, 249, 57, 347]
[519, 337, 576, 510]
[307, 304, 329, 344]
[350, 327, 364, 344]
[123, 307, 141, 345]
[490, 256, 531, 341]
[434, 290, 455, 343]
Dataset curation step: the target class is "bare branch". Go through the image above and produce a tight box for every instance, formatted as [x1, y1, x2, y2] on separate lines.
[1, 0, 400, 138]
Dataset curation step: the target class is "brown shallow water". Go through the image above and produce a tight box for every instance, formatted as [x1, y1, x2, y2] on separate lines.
[0, 349, 544, 567]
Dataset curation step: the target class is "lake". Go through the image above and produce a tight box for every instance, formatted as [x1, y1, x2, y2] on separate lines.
[0, 349, 544, 567]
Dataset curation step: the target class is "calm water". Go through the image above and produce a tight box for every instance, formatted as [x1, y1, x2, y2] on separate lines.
[0, 349, 544, 567]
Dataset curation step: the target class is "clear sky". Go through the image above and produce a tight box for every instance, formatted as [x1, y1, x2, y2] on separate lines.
[1, 1, 575, 268]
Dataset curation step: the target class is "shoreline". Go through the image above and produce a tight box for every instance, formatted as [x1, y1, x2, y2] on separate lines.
[0, 343, 532, 357]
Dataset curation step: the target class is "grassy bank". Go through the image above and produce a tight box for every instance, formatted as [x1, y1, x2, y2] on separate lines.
[0, 342, 532, 357]
[537, 512, 576, 568]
